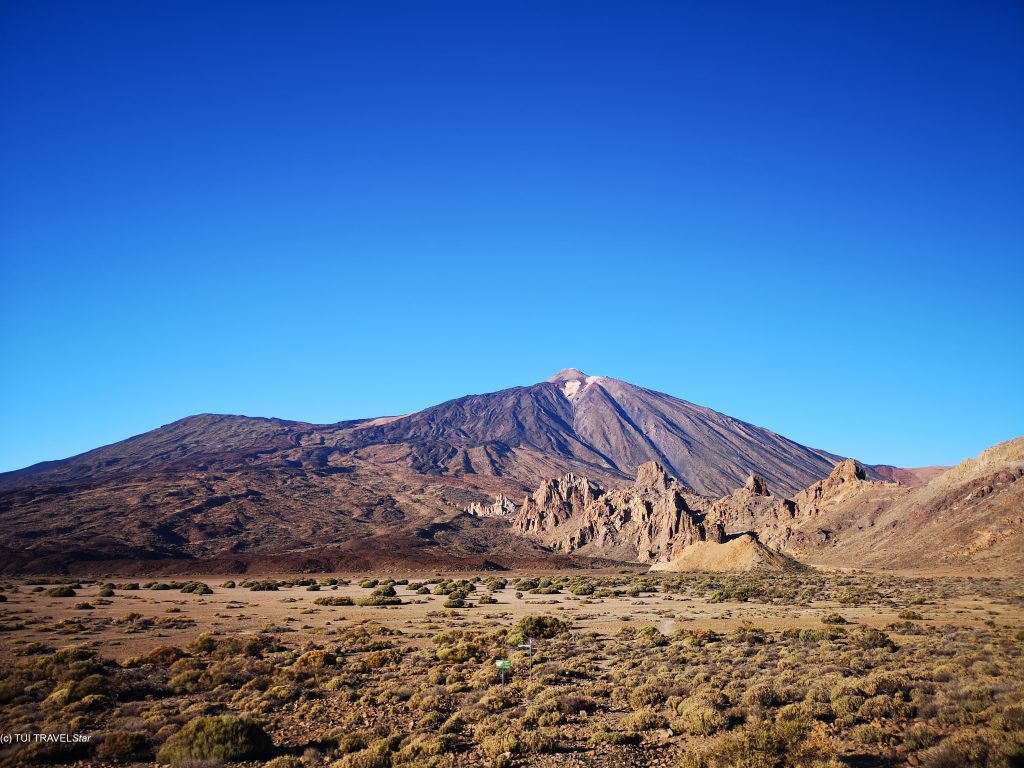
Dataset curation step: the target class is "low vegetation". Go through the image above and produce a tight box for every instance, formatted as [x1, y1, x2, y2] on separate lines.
[0, 571, 1021, 767]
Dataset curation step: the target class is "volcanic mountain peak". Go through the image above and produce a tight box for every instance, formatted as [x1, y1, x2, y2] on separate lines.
[547, 368, 590, 383]
[547, 368, 605, 402]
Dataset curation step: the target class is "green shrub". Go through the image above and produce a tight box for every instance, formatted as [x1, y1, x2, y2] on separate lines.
[314, 596, 354, 606]
[294, 649, 338, 669]
[623, 707, 667, 731]
[46, 587, 76, 598]
[853, 627, 898, 651]
[694, 717, 834, 768]
[155, 715, 274, 764]
[247, 580, 279, 591]
[674, 697, 727, 736]
[264, 757, 303, 768]
[356, 595, 402, 607]
[508, 615, 569, 645]
[179, 581, 213, 595]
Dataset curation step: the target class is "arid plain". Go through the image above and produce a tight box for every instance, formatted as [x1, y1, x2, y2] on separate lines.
[2, 568, 1022, 768]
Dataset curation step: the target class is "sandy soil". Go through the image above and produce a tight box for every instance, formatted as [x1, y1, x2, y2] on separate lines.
[2, 571, 1020, 661]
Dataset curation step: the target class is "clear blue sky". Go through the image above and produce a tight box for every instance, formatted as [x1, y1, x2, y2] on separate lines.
[1, 1, 1022, 472]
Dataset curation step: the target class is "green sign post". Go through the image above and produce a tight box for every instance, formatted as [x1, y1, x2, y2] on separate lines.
[495, 658, 511, 684]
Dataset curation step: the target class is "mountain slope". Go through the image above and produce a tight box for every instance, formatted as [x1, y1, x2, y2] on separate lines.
[336, 369, 847, 497]
[0, 368, 901, 573]
[783, 437, 1024, 573]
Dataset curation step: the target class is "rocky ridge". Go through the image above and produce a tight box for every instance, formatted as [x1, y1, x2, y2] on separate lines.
[511, 439, 1024, 572]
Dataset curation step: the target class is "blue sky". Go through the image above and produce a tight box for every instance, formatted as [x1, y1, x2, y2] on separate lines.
[1, 1, 1022, 472]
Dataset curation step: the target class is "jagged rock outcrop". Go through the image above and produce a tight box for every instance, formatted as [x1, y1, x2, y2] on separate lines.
[511, 462, 805, 571]
[512, 461, 712, 563]
[703, 474, 800, 549]
[465, 494, 519, 517]
[792, 459, 892, 516]
[512, 440, 1024, 574]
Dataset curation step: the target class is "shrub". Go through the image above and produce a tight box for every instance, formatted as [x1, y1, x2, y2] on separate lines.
[521, 728, 558, 754]
[265, 757, 303, 768]
[629, 682, 665, 709]
[743, 682, 779, 709]
[822, 612, 848, 625]
[295, 649, 338, 669]
[590, 729, 640, 746]
[314, 596, 354, 606]
[695, 717, 836, 768]
[96, 731, 151, 761]
[356, 595, 402, 607]
[365, 649, 401, 668]
[248, 580, 279, 591]
[155, 715, 274, 764]
[508, 615, 569, 645]
[852, 723, 887, 744]
[674, 697, 727, 736]
[335, 744, 392, 768]
[624, 707, 667, 731]
[46, 587, 76, 598]
[557, 694, 598, 715]
[443, 592, 466, 609]
[480, 730, 521, 758]
[853, 627, 898, 651]
[180, 581, 213, 595]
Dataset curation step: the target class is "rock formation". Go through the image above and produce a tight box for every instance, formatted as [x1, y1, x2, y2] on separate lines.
[512, 461, 713, 563]
[465, 494, 519, 517]
[702, 474, 800, 549]
[511, 444, 1024, 574]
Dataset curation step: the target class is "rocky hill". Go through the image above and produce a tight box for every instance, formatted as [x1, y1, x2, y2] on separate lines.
[782, 437, 1024, 573]
[510, 438, 1024, 573]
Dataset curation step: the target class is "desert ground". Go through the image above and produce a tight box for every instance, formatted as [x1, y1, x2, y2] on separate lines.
[1, 570, 1022, 768]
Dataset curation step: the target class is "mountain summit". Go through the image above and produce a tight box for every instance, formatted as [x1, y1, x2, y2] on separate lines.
[331, 369, 844, 496]
[0, 369, 893, 572]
